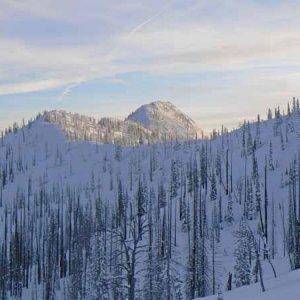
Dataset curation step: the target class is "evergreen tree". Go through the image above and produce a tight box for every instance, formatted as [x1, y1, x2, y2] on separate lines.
[244, 178, 254, 220]
[233, 221, 254, 287]
[268, 141, 275, 171]
[210, 171, 217, 202]
[225, 194, 234, 224]
[86, 233, 109, 299]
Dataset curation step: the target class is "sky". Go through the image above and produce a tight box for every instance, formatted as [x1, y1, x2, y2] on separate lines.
[1, 0, 300, 133]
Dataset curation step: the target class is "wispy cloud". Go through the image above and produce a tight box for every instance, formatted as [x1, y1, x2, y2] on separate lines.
[0, 79, 64, 96]
[2, 23, 300, 96]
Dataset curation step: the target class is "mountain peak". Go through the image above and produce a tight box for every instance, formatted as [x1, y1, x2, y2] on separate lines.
[148, 100, 175, 107]
[126, 100, 199, 138]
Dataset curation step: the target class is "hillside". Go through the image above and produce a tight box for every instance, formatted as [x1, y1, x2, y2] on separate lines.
[200, 269, 300, 300]
[0, 101, 300, 299]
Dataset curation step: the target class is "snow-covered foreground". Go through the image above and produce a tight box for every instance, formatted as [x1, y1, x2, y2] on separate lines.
[200, 269, 300, 300]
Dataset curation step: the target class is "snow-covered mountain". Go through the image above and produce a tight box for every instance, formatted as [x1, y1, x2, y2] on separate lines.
[1, 99, 300, 299]
[126, 100, 200, 139]
[43, 101, 200, 146]
[43, 110, 152, 146]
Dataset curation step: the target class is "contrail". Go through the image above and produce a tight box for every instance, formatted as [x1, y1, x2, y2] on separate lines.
[129, 3, 171, 35]
[58, 81, 82, 103]
[57, 2, 172, 101]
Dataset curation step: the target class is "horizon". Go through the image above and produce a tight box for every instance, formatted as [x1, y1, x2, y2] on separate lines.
[0, 98, 292, 136]
[1, 1, 300, 132]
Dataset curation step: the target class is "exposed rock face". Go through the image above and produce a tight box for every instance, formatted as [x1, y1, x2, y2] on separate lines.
[43, 101, 200, 145]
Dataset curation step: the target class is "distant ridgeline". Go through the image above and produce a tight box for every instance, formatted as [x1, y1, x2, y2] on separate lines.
[43, 110, 152, 146]
[42, 101, 200, 146]
[1, 99, 300, 144]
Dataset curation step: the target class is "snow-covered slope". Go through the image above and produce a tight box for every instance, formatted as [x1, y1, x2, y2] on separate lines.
[126, 100, 200, 139]
[1, 101, 300, 299]
[200, 269, 300, 300]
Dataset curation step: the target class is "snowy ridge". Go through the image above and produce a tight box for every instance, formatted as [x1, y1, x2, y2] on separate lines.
[43, 101, 200, 146]
[43, 110, 152, 146]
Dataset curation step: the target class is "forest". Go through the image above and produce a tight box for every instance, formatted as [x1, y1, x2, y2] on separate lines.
[0, 99, 300, 299]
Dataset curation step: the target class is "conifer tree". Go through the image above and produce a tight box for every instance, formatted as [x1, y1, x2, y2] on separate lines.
[210, 171, 217, 202]
[233, 222, 254, 287]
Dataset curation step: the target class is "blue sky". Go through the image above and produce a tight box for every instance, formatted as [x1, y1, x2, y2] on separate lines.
[1, 0, 300, 132]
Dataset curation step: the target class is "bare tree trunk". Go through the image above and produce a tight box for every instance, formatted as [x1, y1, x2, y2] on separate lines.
[256, 250, 265, 292]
